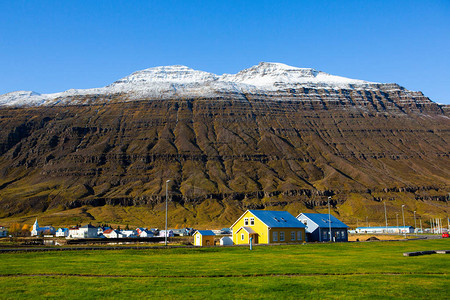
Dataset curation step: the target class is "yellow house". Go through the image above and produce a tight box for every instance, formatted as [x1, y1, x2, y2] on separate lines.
[231, 210, 306, 245]
[193, 230, 215, 246]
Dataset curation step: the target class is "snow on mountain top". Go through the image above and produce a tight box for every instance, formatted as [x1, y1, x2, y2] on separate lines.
[110, 65, 218, 86]
[0, 91, 46, 106]
[220, 62, 375, 88]
[1, 62, 385, 106]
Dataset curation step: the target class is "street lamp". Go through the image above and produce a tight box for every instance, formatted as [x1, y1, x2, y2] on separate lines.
[165, 179, 171, 246]
[413, 211, 416, 233]
[396, 213, 399, 235]
[401, 205, 406, 238]
[384, 201, 388, 233]
[328, 196, 332, 242]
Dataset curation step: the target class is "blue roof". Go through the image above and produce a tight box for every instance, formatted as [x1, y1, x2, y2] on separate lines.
[301, 213, 349, 228]
[196, 230, 215, 236]
[249, 210, 306, 228]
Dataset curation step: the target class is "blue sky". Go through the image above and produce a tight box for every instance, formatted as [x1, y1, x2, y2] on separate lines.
[1, 1, 449, 103]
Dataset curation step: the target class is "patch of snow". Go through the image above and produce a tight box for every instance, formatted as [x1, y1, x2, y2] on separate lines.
[0, 91, 47, 106]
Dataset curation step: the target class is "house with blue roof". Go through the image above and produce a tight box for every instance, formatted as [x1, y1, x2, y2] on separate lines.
[193, 230, 215, 246]
[55, 228, 69, 237]
[297, 213, 349, 242]
[230, 210, 306, 245]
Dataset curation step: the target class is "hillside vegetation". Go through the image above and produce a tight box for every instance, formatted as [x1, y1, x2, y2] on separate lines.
[0, 94, 449, 227]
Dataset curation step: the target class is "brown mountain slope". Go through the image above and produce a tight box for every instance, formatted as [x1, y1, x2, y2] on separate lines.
[0, 91, 449, 229]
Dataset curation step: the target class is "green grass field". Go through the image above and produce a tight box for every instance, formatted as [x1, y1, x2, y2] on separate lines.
[1, 239, 449, 299]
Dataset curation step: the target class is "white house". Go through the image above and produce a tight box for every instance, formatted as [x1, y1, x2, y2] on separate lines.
[136, 228, 147, 235]
[158, 230, 174, 237]
[67, 224, 98, 239]
[79, 224, 98, 238]
[56, 228, 69, 237]
[68, 227, 80, 238]
[120, 230, 137, 238]
[139, 230, 154, 238]
[103, 229, 123, 238]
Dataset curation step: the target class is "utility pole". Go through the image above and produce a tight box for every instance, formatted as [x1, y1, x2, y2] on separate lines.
[384, 201, 388, 233]
[420, 218, 422, 233]
[401, 205, 406, 238]
[366, 216, 369, 227]
[165, 179, 171, 246]
[414, 211, 416, 233]
[328, 196, 332, 242]
[396, 213, 399, 235]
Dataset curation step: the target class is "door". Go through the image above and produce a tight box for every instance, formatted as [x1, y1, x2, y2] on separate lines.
[196, 234, 200, 246]
[253, 234, 259, 244]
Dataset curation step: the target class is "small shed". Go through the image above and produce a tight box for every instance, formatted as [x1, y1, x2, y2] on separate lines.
[193, 230, 215, 246]
[220, 236, 233, 246]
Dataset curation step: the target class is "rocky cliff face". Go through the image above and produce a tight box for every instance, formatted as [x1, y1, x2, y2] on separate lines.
[0, 63, 448, 228]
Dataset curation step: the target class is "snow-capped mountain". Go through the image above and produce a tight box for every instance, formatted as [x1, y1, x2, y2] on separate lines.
[0, 62, 403, 107]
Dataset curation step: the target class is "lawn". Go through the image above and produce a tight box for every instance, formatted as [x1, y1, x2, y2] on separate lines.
[0, 239, 449, 299]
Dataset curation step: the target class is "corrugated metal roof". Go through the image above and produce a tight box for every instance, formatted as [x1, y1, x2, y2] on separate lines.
[300, 213, 349, 228]
[249, 210, 306, 228]
[195, 230, 215, 236]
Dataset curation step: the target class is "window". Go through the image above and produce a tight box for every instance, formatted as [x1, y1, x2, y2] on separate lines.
[323, 230, 328, 240]
[244, 218, 248, 226]
[250, 217, 254, 226]
[273, 231, 278, 242]
[302, 220, 308, 226]
[241, 233, 244, 241]
[291, 231, 296, 241]
[341, 231, 345, 238]
[280, 231, 285, 241]
[297, 231, 302, 241]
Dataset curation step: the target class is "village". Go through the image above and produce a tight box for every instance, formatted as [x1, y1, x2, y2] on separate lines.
[3, 209, 447, 247]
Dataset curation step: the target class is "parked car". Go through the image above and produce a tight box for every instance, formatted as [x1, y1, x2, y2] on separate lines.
[442, 233, 449, 238]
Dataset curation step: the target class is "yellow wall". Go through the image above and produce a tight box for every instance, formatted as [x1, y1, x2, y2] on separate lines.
[194, 233, 215, 246]
[268, 228, 306, 243]
[233, 228, 250, 244]
[232, 211, 269, 245]
[231, 211, 306, 245]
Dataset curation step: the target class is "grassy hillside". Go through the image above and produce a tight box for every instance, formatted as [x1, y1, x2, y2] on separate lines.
[0, 98, 449, 227]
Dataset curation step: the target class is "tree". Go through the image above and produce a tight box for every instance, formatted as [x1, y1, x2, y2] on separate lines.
[9, 223, 22, 237]
[21, 224, 31, 237]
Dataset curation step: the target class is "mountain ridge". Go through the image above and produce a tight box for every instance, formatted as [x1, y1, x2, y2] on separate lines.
[1, 62, 431, 108]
